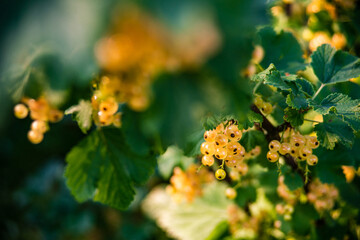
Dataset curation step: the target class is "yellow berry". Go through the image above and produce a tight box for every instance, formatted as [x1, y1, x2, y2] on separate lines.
[215, 169, 226, 180]
[215, 147, 227, 159]
[225, 158, 238, 168]
[215, 123, 225, 133]
[252, 45, 265, 64]
[98, 111, 114, 126]
[215, 134, 228, 147]
[27, 130, 44, 144]
[225, 125, 242, 141]
[31, 120, 48, 133]
[226, 142, 242, 156]
[267, 151, 279, 162]
[14, 104, 29, 119]
[279, 142, 291, 155]
[225, 188, 237, 199]
[332, 33, 347, 50]
[289, 146, 298, 157]
[250, 146, 261, 157]
[113, 113, 122, 128]
[269, 140, 281, 152]
[254, 96, 264, 108]
[200, 142, 216, 156]
[261, 102, 273, 114]
[291, 134, 306, 148]
[306, 136, 319, 149]
[202, 155, 215, 166]
[204, 130, 216, 142]
[235, 162, 248, 175]
[99, 97, 118, 115]
[307, 155, 318, 166]
[299, 146, 313, 159]
[48, 109, 64, 123]
[229, 171, 240, 181]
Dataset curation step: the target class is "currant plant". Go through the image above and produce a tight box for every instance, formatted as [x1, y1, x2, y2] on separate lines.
[3, 0, 360, 239]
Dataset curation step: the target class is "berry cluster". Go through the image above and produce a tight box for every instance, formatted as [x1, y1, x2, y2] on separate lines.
[307, 179, 339, 212]
[227, 204, 261, 236]
[254, 95, 273, 115]
[266, 129, 319, 166]
[277, 175, 301, 205]
[200, 121, 260, 180]
[91, 77, 123, 127]
[275, 203, 294, 221]
[14, 97, 63, 144]
[166, 165, 213, 203]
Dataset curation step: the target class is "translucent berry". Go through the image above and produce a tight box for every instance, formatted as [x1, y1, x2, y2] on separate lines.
[225, 188, 237, 199]
[279, 143, 291, 155]
[225, 159, 238, 168]
[215, 134, 228, 147]
[290, 134, 306, 148]
[202, 155, 215, 166]
[261, 102, 273, 115]
[99, 97, 118, 115]
[225, 125, 242, 141]
[226, 142, 242, 156]
[14, 104, 29, 119]
[236, 162, 248, 175]
[307, 155, 318, 166]
[269, 140, 281, 152]
[31, 120, 47, 133]
[229, 171, 240, 181]
[215, 123, 225, 133]
[27, 130, 44, 144]
[250, 146, 261, 157]
[215, 147, 227, 159]
[252, 45, 265, 64]
[48, 109, 64, 123]
[254, 96, 264, 108]
[306, 136, 319, 149]
[289, 146, 298, 157]
[215, 169, 226, 180]
[267, 151, 279, 162]
[200, 142, 215, 156]
[113, 113, 122, 128]
[98, 111, 114, 126]
[299, 146, 312, 159]
[204, 130, 216, 142]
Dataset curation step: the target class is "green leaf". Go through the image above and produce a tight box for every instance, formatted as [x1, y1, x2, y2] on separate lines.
[294, 78, 315, 97]
[257, 27, 305, 72]
[309, 93, 360, 131]
[65, 100, 93, 134]
[240, 130, 266, 152]
[252, 64, 290, 91]
[64, 131, 102, 202]
[283, 107, 304, 127]
[311, 44, 360, 85]
[142, 182, 231, 240]
[65, 128, 156, 210]
[314, 114, 355, 150]
[158, 146, 194, 179]
[283, 172, 304, 191]
[241, 111, 263, 129]
[286, 93, 309, 110]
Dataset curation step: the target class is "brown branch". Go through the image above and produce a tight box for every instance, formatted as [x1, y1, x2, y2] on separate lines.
[251, 104, 310, 191]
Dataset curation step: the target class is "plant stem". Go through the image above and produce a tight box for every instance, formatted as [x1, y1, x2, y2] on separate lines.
[304, 118, 322, 123]
[253, 79, 264, 95]
[312, 84, 325, 100]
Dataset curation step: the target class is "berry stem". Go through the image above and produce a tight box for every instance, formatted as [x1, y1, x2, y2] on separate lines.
[252, 79, 264, 95]
[312, 83, 325, 100]
[304, 118, 322, 123]
[251, 104, 311, 190]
